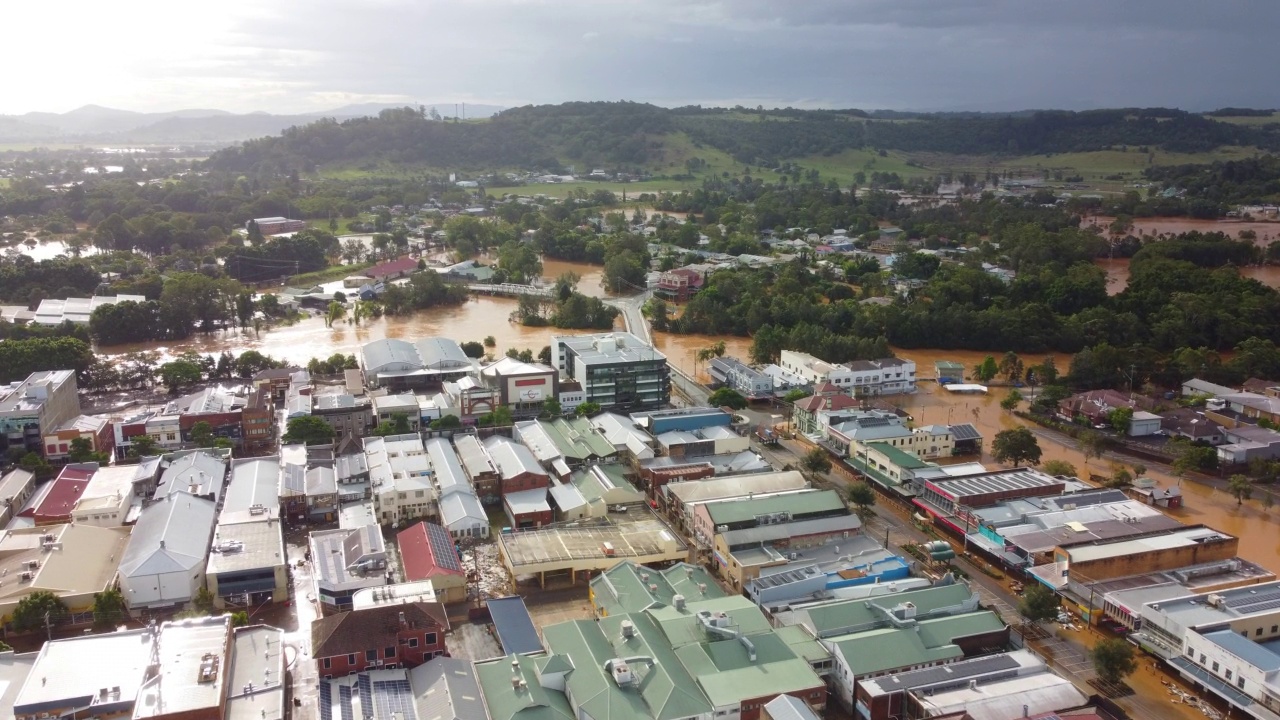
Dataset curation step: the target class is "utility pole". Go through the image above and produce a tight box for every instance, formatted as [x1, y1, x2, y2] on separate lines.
[44, 609, 52, 642]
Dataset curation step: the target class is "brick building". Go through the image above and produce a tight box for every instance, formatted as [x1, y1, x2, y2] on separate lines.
[312, 602, 449, 677]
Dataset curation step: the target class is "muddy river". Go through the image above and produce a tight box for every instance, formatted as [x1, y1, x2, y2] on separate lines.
[1085, 215, 1280, 245]
[1095, 256, 1280, 295]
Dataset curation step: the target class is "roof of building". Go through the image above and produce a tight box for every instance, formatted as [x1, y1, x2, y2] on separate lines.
[397, 522, 465, 580]
[482, 357, 556, 379]
[485, 435, 549, 481]
[312, 602, 449, 658]
[207, 518, 286, 576]
[949, 423, 983, 442]
[440, 492, 488, 530]
[0, 467, 35, 503]
[489, 596, 544, 655]
[225, 625, 286, 720]
[570, 465, 642, 504]
[663, 471, 809, 505]
[708, 356, 769, 380]
[590, 560, 726, 616]
[455, 434, 499, 480]
[159, 451, 227, 499]
[555, 332, 666, 365]
[795, 393, 859, 414]
[134, 616, 231, 718]
[32, 296, 145, 325]
[221, 457, 281, 522]
[868, 441, 928, 469]
[12, 626, 155, 716]
[474, 653, 575, 720]
[0, 648, 36, 717]
[1066, 526, 1233, 563]
[32, 464, 95, 519]
[924, 468, 1062, 500]
[704, 489, 845, 525]
[0, 370, 75, 414]
[506, 488, 551, 516]
[913, 669, 1086, 720]
[306, 466, 338, 496]
[120, 492, 217, 578]
[310, 526, 387, 592]
[409, 656, 488, 720]
[0, 523, 131, 607]
[427, 438, 472, 497]
[763, 694, 821, 720]
[1184, 378, 1238, 397]
[782, 582, 979, 638]
[1203, 628, 1280, 671]
[721, 514, 862, 547]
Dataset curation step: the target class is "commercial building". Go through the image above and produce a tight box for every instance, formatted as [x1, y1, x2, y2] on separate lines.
[484, 435, 552, 495]
[312, 392, 375, 440]
[455, 433, 501, 503]
[397, 521, 468, 603]
[366, 433, 436, 524]
[373, 392, 422, 432]
[1030, 525, 1239, 592]
[552, 332, 670, 410]
[631, 406, 733, 435]
[709, 357, 775, 400]
[429, 437, 489, 538]
[361, 337, 475, 391]
[661, 470, 809, 534]
[31, 463, 96, 525]
[133, 615, 232, 720]
[0, 370, 80, 455]
[778, 351, 916, 396]
[590, 412, 657, 461]
[856, 650, 1087, 720]
[743, 535, 910, 611]
[220, 457, 282, 524]
[488, 595, 544, 655]
[0, 467, 36, 528]
[70, 463, 138, 527]
[693, 488, 847, 550]
[0, 522, 130, 622]
[550, 464, 644, 521]
[247, 216, 307, 235]
[41, 413, 112, 461]
[206, 514, 289, 610]
[913, 468, 1068, 524]
[32, 294, 146, 325]
[497, 509, 687, 587]
[1136, 582, 1280, 720]
[514, 417, 618, 477]
[157, 450, 227, 502]
[481, 357, 559, 415]
[657, 426, 749, 458]
[311, 524, 389, 614]
[791, 388, 861, 436]
[476, 594, 827, 720]
[588, 559, 725, 618]
[12, 626, 157, 720]
[119, 492, 218, 613]
[226, 624, 287, 720]
[312, 602, 449, 677]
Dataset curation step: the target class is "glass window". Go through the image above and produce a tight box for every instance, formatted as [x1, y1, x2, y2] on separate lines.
[348, 653, 356, 665]
[366, 649, 377, 662]
[408, 637, 418, 648]
[1212, 661, 1220, 672]
[385, 646, 396, 658]
[425, 632, 437, 646]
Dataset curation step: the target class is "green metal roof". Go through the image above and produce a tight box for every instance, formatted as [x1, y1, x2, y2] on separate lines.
[539, 654, 575, 675]
[833, 627, 962, 678]
[544, 417, 617, 460]
[935, 361, 965, 371]
[590, 561, 725, 618]
[475, 654, 575, 720]
[571, 464, 641, 504]
[915, 611, 1005, 648]
[698, 657, 822, 707]
[804, 584, 976, 637]
[845, 455, 917, 496]
[647, 595, 773, 649]
[773, 625, 832, 666]
[867, 442, 928, 470]
[704, 489, 846, 525]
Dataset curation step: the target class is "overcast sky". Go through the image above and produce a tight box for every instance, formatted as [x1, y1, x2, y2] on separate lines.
[8, 0, 1280, 115]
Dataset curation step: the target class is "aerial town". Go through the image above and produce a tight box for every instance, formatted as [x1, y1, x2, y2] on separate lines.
[5, 26, 1280, 720]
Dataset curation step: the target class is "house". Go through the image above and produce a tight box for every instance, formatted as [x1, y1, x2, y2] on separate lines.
[1182, 378, 1237, 398]
[552, 332, 670, 410]
[1217, 425, 1280, 465]
[397, 521, 468, 603]
[312, 602, 449, 677]
[656, 267, 706, 302]
[118, 492, 218, 614]
[708, 357, 775, 400]
[1127, 477, 1184, 509]
[1161, 407, 1225, 445]
[366, 255, 421, 283]
[792, 386, 860, 435]
[1057, 389, 1155, 426]
[0, 370, 81, 455]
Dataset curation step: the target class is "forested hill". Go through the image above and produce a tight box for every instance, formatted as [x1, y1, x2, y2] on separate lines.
[205, 102, 1280, 175]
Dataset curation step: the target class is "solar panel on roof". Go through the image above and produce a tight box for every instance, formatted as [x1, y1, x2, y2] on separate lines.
[320, 682, 334, 720]
[372, 679, 415, 720]
[1226, 589, 1280, 609]
[338, 684, 354, 720]
[950, 424, 982, 441]
[358, 674, 373, 712]
[427, 523, 464, 573]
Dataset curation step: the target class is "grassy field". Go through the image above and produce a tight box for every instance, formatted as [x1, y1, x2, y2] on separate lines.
[794, 148, 928, 184]
[286, 260, 375, 288]
[308, 215, 374, 235]
[489, 178, 702, 200]
[1203, 112, 1280, 126]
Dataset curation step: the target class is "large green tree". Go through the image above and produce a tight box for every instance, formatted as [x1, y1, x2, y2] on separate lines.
[1018, 583, 1060, 623]
[11, 590, 68, 632]
[991, 427, 1042, 466]
[1091, 638, 1138, 686]
[282, 416, 336, 445]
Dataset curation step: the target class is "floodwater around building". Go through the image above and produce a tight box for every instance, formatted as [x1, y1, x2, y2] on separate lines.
[1084, 215, 1280, 245]
[1094, 256, 1280, 295]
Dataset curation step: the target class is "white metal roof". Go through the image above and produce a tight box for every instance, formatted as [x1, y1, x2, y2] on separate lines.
[120, 493, 217, 578]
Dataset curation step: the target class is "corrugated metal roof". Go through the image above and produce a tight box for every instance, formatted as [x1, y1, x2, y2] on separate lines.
[484, 435, 549, 480]
[120, 493, 216, 577]
[409, 657, 488, 720]
[427, 438, 471, 496]
[488, 596, 544, 655]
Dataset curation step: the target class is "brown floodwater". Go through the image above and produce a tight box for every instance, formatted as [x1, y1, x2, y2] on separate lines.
[1086, 215, 1280, 246]
[1095, 256, 1280, 295]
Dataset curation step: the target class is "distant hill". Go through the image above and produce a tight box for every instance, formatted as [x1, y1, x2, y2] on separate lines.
[324, 102, 504, 119]
[0, 101, 503, 146]
[203, 102, 1280, 175]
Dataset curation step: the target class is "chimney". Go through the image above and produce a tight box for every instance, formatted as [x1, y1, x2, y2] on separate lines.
[621, 620, 635, 639]
[673, 594, 686, 611]
[399, 611, 407, 628]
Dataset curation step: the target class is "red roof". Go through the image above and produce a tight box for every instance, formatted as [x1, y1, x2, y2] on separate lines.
[368, 256, 419, 279]
[33, 466, 95, 522]
[795, 392, 859, 413]
[397, 522, 465, 580]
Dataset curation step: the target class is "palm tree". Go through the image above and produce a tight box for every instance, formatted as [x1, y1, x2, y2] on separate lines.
[325, 301, 346, 328]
